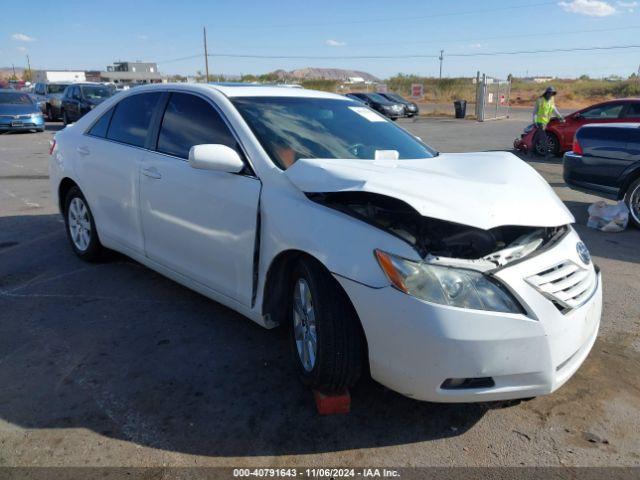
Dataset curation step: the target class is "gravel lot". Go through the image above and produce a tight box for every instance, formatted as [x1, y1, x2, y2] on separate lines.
[0, 118, 638, 468]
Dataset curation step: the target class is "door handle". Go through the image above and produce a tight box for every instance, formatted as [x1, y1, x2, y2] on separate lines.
[141, 166, 162, 179]
[76, 146, 90, 156]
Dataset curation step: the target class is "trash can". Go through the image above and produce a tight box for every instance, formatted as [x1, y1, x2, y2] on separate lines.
[454, 100, 467, 118]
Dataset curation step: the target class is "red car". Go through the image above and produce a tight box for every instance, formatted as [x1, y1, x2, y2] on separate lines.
[514, 98, 640, 156]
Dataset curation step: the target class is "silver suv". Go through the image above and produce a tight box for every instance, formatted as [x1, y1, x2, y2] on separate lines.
[33, 82, 71, 121]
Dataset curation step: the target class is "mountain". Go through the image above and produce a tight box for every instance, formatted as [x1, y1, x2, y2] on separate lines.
[272, 67, 380, 82]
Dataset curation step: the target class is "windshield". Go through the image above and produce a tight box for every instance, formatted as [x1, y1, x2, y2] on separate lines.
[232, 97, 436, 169]
[47, 84, 69, 94]
[81, 85, 112, 100]
[0, 92, 34, 105]
[364, 93, 390, 103]
[386, 93, 406, 103]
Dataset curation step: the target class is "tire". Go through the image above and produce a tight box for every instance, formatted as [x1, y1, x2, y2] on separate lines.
[46, 105, 53, 121]
[624, 178, 640, 229]
[546, 132, 560, 157]
[63, 186, 103, 261]
[62, 110, 69, 126]
[289, 257, 364, 392]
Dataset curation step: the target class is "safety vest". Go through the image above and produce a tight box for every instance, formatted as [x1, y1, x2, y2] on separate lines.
[535, 97, 555, 125]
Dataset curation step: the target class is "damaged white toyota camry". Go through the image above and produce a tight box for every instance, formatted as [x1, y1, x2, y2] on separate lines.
[49, 84, 602, 402]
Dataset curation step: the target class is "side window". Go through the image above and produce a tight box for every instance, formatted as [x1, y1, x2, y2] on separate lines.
[582, 103, 624, 119]
[156, 92, 239, 159]
[87, 108, 114, 138]
[107, 92, 162, 147]
[622, 103, 640, 119]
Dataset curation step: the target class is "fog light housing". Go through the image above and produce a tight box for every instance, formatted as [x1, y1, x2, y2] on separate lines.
[441, 377, 495, 390]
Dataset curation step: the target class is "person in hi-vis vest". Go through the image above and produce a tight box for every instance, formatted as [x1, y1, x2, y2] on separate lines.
[532, 86, 564, 157]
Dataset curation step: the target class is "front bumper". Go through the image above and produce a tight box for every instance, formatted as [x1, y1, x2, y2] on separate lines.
[336, 228, 602, 402]
[0, 116, 45, 131]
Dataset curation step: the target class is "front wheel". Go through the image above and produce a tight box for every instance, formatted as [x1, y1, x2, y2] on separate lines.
[64, 186, 103, 261]
[289, 257, 365, 392]
[624, 178, 640, 229]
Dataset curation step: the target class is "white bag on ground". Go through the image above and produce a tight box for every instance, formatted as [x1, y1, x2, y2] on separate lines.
[587, 201, 629, 232]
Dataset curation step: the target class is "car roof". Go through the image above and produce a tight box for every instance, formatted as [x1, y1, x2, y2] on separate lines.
[115, 82, 351, 100]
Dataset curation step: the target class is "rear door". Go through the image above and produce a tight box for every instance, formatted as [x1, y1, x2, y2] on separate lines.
[580, 126, 634, 188]
[139, 91, 261, 306]
[76, 92, 163, 254]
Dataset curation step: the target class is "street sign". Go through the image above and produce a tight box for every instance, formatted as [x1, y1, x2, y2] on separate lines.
[411, 83, 423, 98]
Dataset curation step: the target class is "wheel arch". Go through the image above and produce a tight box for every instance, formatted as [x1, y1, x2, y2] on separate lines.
[619, 167, 640, 200]
[57, 177, 79, 214]
[261, 249, 369, 356]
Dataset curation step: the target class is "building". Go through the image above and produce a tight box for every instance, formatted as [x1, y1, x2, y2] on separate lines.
[97, 61, 163, 86]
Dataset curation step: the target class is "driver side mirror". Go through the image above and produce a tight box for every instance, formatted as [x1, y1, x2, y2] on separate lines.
[188, 144, 244, 173]
[573, 113, 582, 120]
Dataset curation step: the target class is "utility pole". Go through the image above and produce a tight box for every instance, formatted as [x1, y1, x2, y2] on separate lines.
[26, 55, 32, 83]
[203, 26, 210, 83]
[439, 50, 444, 80]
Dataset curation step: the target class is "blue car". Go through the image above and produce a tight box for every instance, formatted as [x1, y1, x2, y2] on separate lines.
[0, 89, 45, 133]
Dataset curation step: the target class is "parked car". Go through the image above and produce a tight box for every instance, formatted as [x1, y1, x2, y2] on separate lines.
[515, 98, 640, 156]
[563, 123, 640, 228]
[0, 89, 45, 133]
[33, 82, 72, 121]
[60, 83, 114, 125]
[379, 92, 419, 117]
[345, 92, 405, 120]
[49, 84, 601, 403]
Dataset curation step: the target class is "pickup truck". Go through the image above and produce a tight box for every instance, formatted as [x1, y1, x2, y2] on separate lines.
[563, 123, 640, 228]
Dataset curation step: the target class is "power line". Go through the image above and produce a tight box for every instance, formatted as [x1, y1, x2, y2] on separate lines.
[201, 44, 640, 60]
[342, 25, 640, 49]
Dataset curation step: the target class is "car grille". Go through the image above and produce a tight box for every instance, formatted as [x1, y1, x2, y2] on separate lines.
[526, 261, 597, 312]
[0, 114, 33, 119]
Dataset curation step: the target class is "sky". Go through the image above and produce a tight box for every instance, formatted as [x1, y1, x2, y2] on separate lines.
[1, 0, 640, 79]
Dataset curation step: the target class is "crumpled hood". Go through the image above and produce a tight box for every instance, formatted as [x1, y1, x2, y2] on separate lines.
[284, 152, 574, 230]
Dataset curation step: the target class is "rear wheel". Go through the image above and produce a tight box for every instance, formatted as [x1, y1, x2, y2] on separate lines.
[46, 105, 54, 121]
[624, 178, 640, 229]
[64, 186, 103, 261]
[289, 257, 365, 392]
[62, 110, 69, 126]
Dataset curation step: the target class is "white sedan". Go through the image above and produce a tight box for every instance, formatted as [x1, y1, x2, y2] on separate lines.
[49, 84, 602, 402]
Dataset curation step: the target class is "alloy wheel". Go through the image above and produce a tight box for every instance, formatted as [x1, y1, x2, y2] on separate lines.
[293, 278, 318, 372]
[68, 197, 91, 251]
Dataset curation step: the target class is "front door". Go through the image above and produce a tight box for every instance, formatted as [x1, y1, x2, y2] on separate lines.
[139, 92, 261, 306]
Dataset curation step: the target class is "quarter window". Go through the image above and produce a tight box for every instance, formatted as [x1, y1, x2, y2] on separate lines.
[107, 92, 162, 147]
[156, 92, 239, 159]
[88, 108, 114, 138]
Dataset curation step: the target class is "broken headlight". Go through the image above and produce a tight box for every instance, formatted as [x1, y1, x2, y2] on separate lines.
[375, 250, 525, 314]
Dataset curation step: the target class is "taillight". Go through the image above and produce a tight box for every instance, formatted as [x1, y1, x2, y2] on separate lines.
[49, 139, 56, 155]
[572, 136, 583, 155]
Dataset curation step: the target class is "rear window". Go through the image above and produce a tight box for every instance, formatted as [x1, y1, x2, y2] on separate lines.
[107, 93, 162, 147]
[0, 92, 33, 105]
[47, 84, 69, 94]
